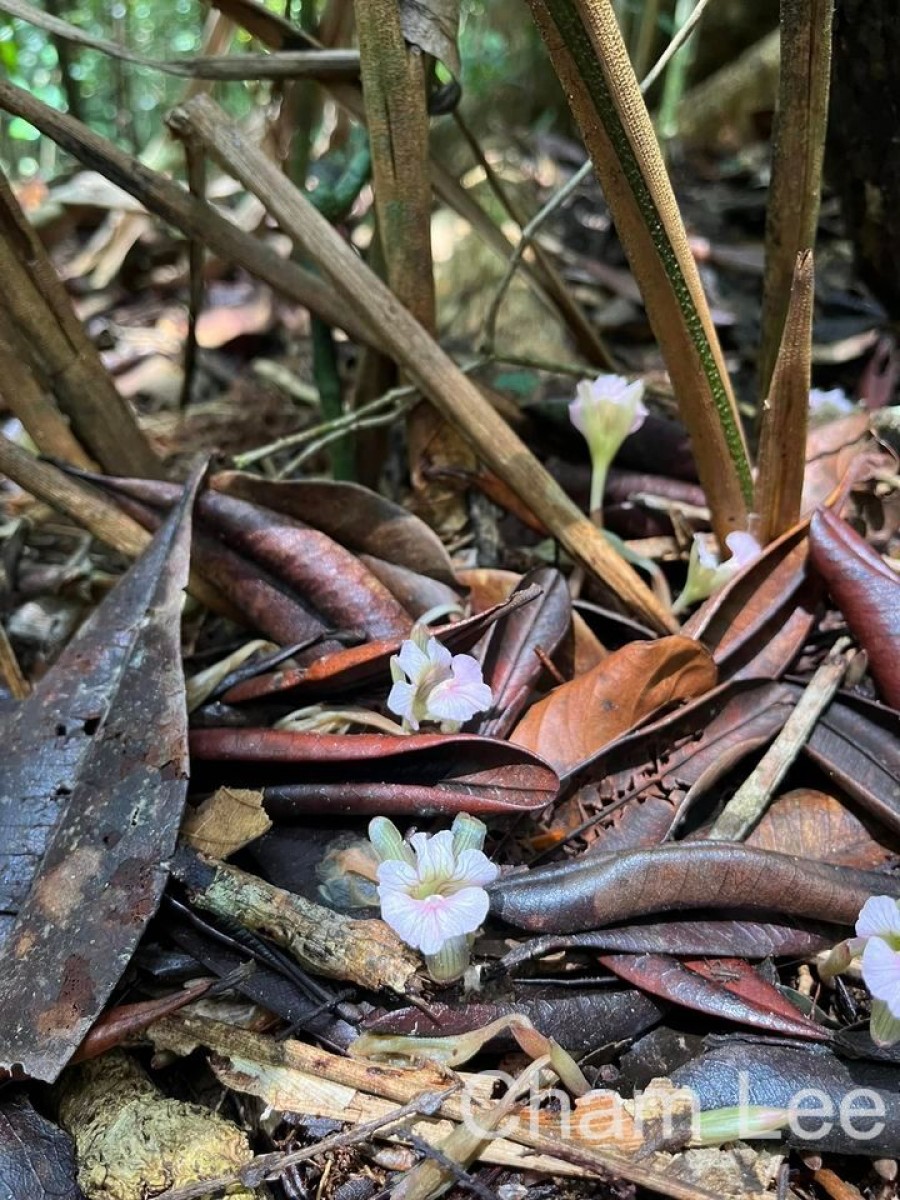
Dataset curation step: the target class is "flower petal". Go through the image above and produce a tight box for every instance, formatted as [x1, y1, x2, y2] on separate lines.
[376, 858, 418, 891]
[425, 637, 453, 669]
[386, 680, 417, 727]
[395, 638, 431, 684]
[451, 847, 499, 889]
[378, 885, 424, 948]
[411, 829, 457, 885]
[861, 936, 900, 1015]
[870, 999, 900, 1047]
[414, 896, 458, 955]
[430, 885, 490, 941]
[724, 531, 761, 567]
[856, 895, 900, 940]
[427, 668, 493, 723]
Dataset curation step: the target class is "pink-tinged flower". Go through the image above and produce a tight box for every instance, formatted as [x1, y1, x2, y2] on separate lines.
[672, 530, 761, 614]
[857, 896, 900, 1045]
[387, 626, 493, 732]
[569, 374, 648, 514]
[368, 815, 498, 978]
[820, 896, 900, 1046]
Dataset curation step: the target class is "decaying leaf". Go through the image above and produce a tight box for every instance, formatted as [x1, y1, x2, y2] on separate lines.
[0, 466, 200, 1082]
[809, 507, 900, 707]
[180, 787, 271, 859]
[0, 1092, 84, 1200]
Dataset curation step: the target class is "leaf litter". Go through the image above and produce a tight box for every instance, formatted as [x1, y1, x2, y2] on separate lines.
[0, 12, 898, 1198]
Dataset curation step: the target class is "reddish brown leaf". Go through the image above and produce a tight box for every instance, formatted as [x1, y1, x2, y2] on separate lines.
[357, 554, 461, 618]
[212, 472, 458, 586]
[71, 979, 213, 1064]
[489, 840, 900, 933]
[0, 466, 199, 1081]
[599, 954, 828, 1041]
[510, 635, 717, 772]
[809, 507, 900, 707]
[472, 567, 573, 740]
[682, 520, 821, 680]
[190, 728, 559, 816]
[459, 566, 605, 676]
[747, 789, 895, 870]
[221, 586, 541, 705]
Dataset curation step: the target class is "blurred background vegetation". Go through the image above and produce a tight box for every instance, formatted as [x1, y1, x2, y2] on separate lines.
[0, 0, 780, 181]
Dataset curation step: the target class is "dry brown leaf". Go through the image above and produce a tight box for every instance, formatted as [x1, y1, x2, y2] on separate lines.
[746, 788, 895, 870]
[510, 636, 717, 772]
[180, 787, 271, 860]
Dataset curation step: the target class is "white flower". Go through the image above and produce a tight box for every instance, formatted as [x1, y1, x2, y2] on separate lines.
[856, 896, 900, 1045]
[672, 530, 761, 614]
[569, 374, 648, 514]
[369, 816, 498, 969]
[387, 626, 493, 732]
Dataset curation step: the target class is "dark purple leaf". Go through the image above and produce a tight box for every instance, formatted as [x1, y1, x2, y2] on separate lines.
[672, 1040, 900, 1155]
[489, 841, 900, 933]
[499, 919, 837, 971]
[0, 1093, 84, 1200]
[363, 988, 666, 1055]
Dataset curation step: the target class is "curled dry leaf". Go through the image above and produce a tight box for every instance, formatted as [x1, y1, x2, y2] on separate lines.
[808, 507, 900, 707]
[221, 585, 542, 705]
[510, 635, 717, 773]
[189, 728, 559, 817]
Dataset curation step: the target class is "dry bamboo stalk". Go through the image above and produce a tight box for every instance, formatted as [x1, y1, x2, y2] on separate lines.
[0, 307, 95, 467]
[355, 0, 475, 535]
[0, 435, 237, 618]
[0, 80, 380, 352]
[168, 95, 677, 633]
[755, 250, 814, 543]
[527, 0, 752, 544]
[759, 0, 833, 397]
[0, 167, 160, 478]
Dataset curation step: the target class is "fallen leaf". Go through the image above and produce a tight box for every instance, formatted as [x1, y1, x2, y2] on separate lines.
[510, 636, 717, 772]
[489, 840, 900, 934]
[747, 789, 895, 870]
[809, 507, 900, 707]
[181, 787, 271, 859]
[0, 1092, 84, 1200]
[599, 954, 828, 1041]
[0, 467, 200, 1081]
[190, 729, 559, 817]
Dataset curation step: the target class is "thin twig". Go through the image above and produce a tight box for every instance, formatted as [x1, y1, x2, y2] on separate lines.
[0, 620, 29, 699]
[708, 636, 856, 841]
